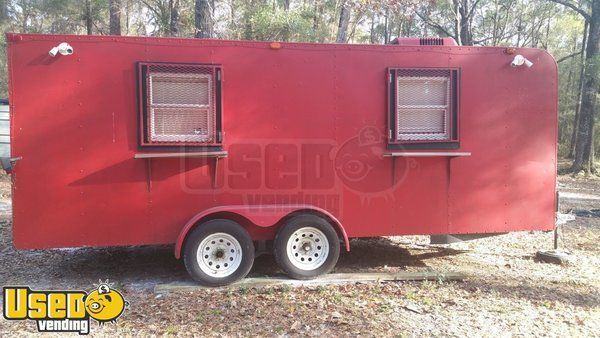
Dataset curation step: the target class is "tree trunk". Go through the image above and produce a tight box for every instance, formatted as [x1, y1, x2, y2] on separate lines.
[0, 0, 8, 25]
[384, 7, 389, 44]
[591, 126, 596, 170]
[85, 0, 93, 35]
[169, 0, 180, 36]
[124, 0, 131, 35]
[336, 1, 351, 43]
[453, 0, 461, 44]
[369, 11, 376, 44]
[454, 0, 474, 45]
[572, 0, 600, 172]
[109, 0, 121, 35]
[312, 0, 318, 33]
[195, 0, 213, 38]
[229, 0, 235, 29]
[569, 21, 588, 158]
[516, 15, 522, 47]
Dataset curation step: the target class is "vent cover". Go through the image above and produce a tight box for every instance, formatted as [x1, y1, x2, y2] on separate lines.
[395, 69, 451, 141]
[389, 37, 457, 46]
[419, 37, 444, 45]
[141, 63, 219, 145]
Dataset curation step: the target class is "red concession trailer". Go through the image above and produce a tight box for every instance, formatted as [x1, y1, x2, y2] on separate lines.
[5, 33, 557, 286]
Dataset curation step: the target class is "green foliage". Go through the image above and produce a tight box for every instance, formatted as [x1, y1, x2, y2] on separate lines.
[238, 3, 317, 41]
[554, 11, 586, 157]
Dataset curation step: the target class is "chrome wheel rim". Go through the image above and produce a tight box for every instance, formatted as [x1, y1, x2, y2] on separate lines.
[286, 227, 329, 270]
[196, 233, 242, 278]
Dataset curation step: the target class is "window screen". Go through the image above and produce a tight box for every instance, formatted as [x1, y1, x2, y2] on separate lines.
[139, 63, 222, 146]
[388, 68, 458, 147]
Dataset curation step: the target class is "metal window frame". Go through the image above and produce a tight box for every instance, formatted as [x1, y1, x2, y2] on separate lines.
[137, 62, 223, 148]
[387, 67, 460, 150]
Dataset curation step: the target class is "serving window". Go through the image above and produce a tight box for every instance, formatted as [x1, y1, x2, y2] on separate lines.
[138, 62, 222, 147]
[388, 68, 459, 149]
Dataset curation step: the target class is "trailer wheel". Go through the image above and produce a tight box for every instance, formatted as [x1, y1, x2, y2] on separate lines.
[274, 214, 340, 279]
[183, 219, 254, 286]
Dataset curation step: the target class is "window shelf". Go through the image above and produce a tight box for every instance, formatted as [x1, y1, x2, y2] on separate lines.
[136, 151, 226, 190]
[385, 151, 470, 185]
[134, 151, 228, 159]
[383, 152, 471, 157]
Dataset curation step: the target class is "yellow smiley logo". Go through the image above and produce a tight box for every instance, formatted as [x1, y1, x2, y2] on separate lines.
[84, 288, 125, 322]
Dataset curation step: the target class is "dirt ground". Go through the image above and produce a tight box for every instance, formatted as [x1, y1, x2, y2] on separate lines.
[0, 163, 598, 337]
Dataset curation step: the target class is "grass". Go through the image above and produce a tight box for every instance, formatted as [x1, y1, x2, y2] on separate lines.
[164, 326, 178, 335]
[405, 290, 434, 305]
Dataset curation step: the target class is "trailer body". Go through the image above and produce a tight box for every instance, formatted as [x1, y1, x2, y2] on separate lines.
[6, 33, 557, 252]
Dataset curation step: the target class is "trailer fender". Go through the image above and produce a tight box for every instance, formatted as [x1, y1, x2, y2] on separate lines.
[174, 205, 350, 259]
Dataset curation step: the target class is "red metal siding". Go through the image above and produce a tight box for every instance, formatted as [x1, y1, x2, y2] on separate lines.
[6, 34, 557, 249]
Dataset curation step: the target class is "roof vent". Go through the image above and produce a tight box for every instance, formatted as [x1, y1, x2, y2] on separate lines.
[389, 37, 458, 46]
[420, 38, 444, 46]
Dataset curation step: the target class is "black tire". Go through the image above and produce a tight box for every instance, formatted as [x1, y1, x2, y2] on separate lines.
[274, 214, 340, 280]
[183, 219, 255, 287]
